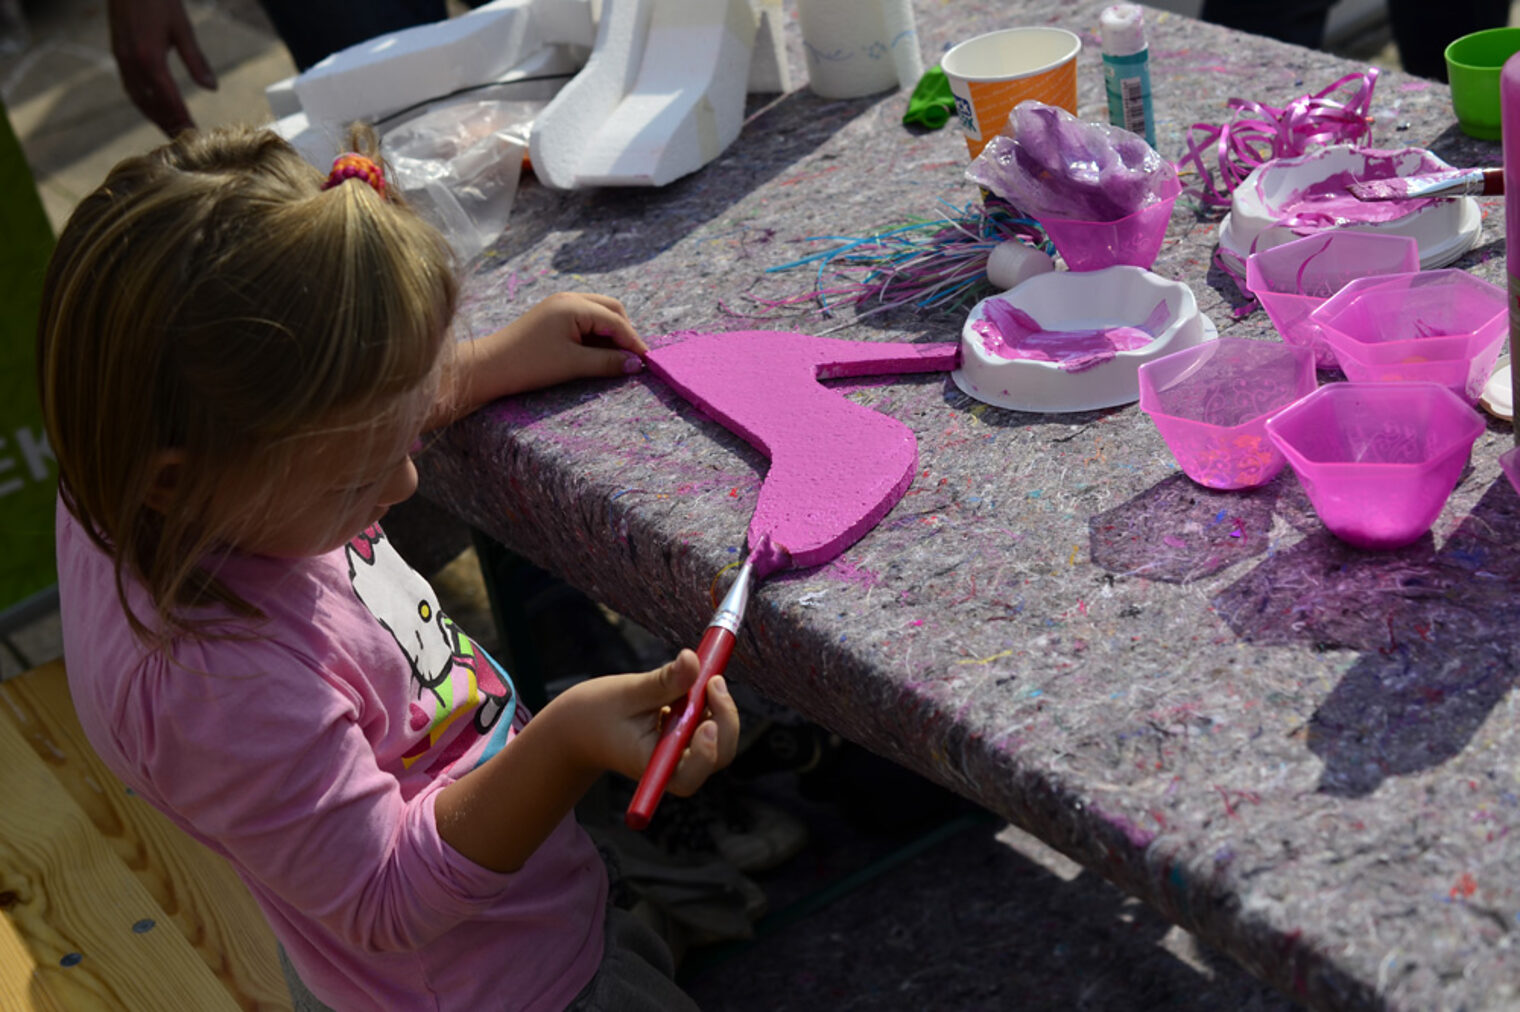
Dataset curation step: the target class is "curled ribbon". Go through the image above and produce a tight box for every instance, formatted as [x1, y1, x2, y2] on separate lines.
[1175, 68, 1380, 209]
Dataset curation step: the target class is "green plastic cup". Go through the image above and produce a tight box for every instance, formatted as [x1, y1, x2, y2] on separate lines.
[1446, 27, 1520, 140]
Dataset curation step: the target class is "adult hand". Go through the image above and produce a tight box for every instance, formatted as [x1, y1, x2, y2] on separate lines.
[107, 0, 217, 137]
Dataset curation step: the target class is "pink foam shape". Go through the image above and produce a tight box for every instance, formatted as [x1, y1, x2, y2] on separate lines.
[645, 330, 959, 577]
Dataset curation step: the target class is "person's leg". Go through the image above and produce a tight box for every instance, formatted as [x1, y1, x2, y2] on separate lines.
[1200, 0, 1336, 49]
[565, 906, 701, 1012]
[256, 0, 450, 69]
[1388, 0, 1511, 81]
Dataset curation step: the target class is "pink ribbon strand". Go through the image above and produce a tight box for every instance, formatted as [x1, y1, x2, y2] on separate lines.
[1176, 68, 1381, 208]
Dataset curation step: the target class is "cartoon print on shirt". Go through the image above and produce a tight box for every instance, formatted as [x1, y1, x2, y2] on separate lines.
[347, 525, 517, 774]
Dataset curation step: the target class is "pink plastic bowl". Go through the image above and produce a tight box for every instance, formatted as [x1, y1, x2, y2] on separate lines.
[1139, 337, 1318, 489]
[1265, 382, 1484, 549]
[1040, 173, 1181, 272]
[1310, 269, 1507, 402]
[1501, 446, 1520, 497]
[1244, 231, 1420, 369]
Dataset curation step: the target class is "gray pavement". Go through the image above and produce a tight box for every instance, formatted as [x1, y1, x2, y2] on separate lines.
[2, 0, 293, 233]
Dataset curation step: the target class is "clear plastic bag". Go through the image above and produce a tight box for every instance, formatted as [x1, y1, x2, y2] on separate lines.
[384, 99, 541, 261]
[967, 100, 1174, 223]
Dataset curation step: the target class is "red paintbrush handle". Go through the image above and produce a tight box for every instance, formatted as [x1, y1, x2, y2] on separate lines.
[625, 624, 737, 830]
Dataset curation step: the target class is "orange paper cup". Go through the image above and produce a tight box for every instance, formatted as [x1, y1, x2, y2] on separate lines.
[942, 27, 1081, 159]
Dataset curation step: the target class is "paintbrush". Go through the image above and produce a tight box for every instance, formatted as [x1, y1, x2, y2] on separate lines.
[625, 556, 758, 830]
[1346, 167, 1502, 201]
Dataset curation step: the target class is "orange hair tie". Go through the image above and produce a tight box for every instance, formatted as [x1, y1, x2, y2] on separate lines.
[322, 152, 386, 197]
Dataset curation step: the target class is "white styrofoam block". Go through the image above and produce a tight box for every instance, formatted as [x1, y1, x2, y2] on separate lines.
[374, 46, 577, 133]
[573, 0, 756, 187]
[534, 0, 597, 46]
[265, 75, 300, 119]
[271, 111, 346, 169]
[293, 0, 538, 125]
[746, 0, 790, 94]
[442, 39, 584, 100]
[529, 0, 655, 189]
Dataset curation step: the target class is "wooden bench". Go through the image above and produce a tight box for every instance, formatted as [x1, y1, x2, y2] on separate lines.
[0, 660, 290, 1010]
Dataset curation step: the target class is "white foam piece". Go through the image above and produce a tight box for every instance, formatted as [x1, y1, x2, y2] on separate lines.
[529, 0, 655, 189]
[277, 41, 579, 172]
[985, 241, 1054, 291]
[746, 0, 790, 94]
[534, 0, 596, 46]
[572, 0, 755, 187]
[882, 0, 922, 91]
[270, 111, 346, 169]
[293, 0, 539, 125]
[265, 75, 300, 119]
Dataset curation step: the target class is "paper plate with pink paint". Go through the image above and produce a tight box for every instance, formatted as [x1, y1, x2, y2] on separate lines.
[1480, 356, 1513, 421]
[953, 265, 1216, 413]
[1216, 145, 1481, 274]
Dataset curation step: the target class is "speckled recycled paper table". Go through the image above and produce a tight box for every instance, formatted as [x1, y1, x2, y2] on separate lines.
[416, 3, 1520, 1009]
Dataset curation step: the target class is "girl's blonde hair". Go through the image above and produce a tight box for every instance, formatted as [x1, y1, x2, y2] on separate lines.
[38, 124, 458, 641]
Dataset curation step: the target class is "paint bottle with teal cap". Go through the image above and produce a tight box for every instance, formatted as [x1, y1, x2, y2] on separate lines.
[1101, 4, 1155, 147]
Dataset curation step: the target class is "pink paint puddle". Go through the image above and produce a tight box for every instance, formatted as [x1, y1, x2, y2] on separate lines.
[972, 298, 1169, 373]
[1264, 152, 1445, 230]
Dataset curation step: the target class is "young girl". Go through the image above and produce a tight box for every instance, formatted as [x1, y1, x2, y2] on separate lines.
[38, 124, 739, 1011]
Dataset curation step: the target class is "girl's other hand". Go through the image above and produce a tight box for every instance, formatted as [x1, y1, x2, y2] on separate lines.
[435, 292, 648, 426]
[499, 291, 647, 391]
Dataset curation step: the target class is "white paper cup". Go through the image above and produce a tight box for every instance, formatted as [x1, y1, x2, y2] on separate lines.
[942, 27, 1081, 159]
[797, 0, 923, 99]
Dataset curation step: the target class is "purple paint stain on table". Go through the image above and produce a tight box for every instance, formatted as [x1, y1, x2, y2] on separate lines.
[824, 556, 883, 589]
[972, 298, 1167, 373]
[645, 330, 958, 572]
[1091, 802, 1158, 849]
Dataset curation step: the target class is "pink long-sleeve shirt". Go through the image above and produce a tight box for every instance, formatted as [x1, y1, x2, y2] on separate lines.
[58, 505, 606, 1010]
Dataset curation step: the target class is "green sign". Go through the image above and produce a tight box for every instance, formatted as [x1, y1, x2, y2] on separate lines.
[0, 107, 56, 614]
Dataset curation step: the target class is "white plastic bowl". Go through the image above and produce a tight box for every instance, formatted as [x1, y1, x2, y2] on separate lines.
[1217, 146, 1480, 273]
[952, 266, 1215, 413]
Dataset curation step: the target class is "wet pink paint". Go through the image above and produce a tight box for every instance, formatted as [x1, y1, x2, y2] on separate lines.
[1345, 168, 1469, 200]
[1343, 176, 1412, 200]
[746, 533, 790, 579]
[972, 298, 1168, 373]
[646, 331, 959, 575]
[1261, 152, 1444, 230]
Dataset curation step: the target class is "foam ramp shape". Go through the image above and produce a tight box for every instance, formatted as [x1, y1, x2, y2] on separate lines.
[290, 0, 595, 126]
[645, 331, 959, 568]
[529, 0, 654, 188]
[747, 0, 791, 93]
[532, 0, 758, 188]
